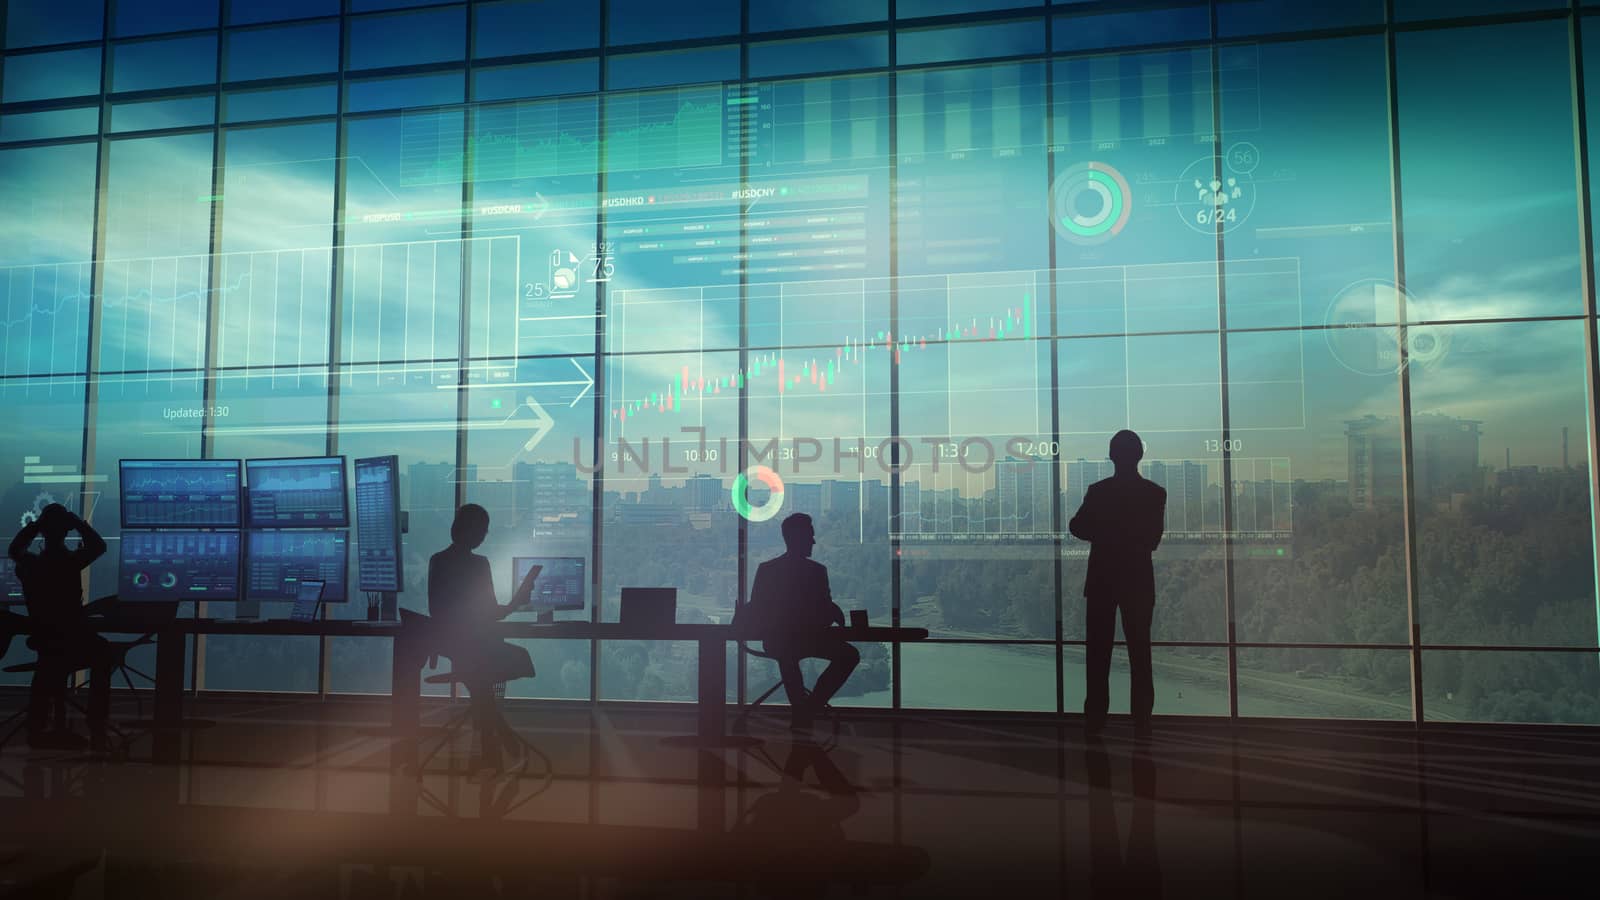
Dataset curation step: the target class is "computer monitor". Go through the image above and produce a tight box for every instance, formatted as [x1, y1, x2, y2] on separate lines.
[245, 456, 348, 528]
[289, 580, 325, 623]
[120, 459, 242, 528]
[354, 456, 403, 592]
[119, 531, 241, 601]
[513, 557, 585, 617]
[1, 557, 22, 604]
[245, 530, 348, 603]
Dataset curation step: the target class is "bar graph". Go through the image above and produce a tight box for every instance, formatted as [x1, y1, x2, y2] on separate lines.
[896, 62, 1046, 159]
[771, 73, 890, 165]
[1050, 46, 1260, 146]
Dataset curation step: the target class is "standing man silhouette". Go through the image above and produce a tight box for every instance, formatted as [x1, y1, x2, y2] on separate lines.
[1070, 430, 1166, 740]
[746, 513, 858, 733]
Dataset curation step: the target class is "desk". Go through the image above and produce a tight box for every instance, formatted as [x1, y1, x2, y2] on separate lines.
[33, 618, 927, 745]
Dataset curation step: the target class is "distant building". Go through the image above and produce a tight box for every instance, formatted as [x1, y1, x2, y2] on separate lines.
[1146, 460, 1207, 533]
[408, 461, 463, 515]
[688, 473, 723, 510]
[822, 479, 861, 513]
[617, 504, 687, 526]
[996, 457, 1051, 535]
[789, 481, 823, 518]
[1346, 414, 1481, 508]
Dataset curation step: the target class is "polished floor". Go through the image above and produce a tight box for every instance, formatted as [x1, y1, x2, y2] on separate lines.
[0, 693, 1595, 899]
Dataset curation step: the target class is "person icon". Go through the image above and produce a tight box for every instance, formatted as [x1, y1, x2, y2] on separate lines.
[1070, 430, 1166, 740]
[744, 514, 858, 733]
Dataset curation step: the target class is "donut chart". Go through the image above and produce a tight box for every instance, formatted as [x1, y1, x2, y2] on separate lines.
[731, 465, 785, 523]
[1051, 162, 1133, 246]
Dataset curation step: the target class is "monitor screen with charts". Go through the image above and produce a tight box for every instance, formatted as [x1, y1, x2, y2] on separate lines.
[1, 557, 22, 603]
[119, 531, 241, 601]
[245, 457, 348, 528]
[354, 456, 403, 592]
[289, 580, 325, 623]
[245, 530, 348, 603]
[513, 557, 586, 614]
[120, 459, 242, 528]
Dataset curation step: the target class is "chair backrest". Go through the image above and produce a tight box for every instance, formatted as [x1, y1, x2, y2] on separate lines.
[619, 588, 675, 631]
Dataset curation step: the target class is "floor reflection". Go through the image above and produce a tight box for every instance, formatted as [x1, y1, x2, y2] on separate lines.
[1086, 741, 1161, 899]
[0, 698, 1596, 898]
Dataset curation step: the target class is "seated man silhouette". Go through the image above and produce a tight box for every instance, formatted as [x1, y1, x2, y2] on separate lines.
[427, 503, 537, 773]
[746, 513, 858, 732]
[1069, 430, 1166, 741]
[7, 504, 114, 750]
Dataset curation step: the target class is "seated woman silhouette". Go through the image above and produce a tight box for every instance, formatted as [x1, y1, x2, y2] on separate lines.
[7, 504, 113, 750]
[744, 513, 858, 733]
[426, 503, 537, 772]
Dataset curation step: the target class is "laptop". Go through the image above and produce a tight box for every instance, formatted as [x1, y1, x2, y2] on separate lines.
[289, 580, 326, 623]
[618, 587, 676, 631]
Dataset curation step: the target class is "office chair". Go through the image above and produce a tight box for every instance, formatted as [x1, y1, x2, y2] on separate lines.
[0, 610, 30, 748]
[399, 610, 552, 788]
[0, 629, 154, 755]
[732, 640, 841, 739]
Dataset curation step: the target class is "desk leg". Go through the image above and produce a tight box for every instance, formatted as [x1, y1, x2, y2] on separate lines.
[391, 632, 421, 770]
[153, 629, 184, 728]
[148, 629, 185, 764]
[697, 637, 725, 742]
[662, 639, 753, 750]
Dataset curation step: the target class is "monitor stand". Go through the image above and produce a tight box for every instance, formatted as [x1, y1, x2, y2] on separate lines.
[223, 598, 260, 622]
[535, 610, 554, 625]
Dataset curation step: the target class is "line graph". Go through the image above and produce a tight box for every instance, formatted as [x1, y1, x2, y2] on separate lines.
[1, 260, 92, 375]
[605, 260, 1302, 440]
[2, 236, 521, 376]
[607, 283, 1036, 423]
[891, 454, 1293, 543]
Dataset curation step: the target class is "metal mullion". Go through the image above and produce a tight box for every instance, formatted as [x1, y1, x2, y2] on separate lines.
[1570, 3, 1600, 665]
[0, 94, 106, 114]
[319, 0, 354, 699]
[888, 0, 902, 715]
[192, 15, 229, 696]
[1044, 20, 1064, 720]
[336, 58, 466, 85]
[74, 0, 115, 627]
[1207, 8, 1240, 721]
[1384, 0, 1426, 726]
[1388, 8, 1569, 32]
[449, 0, 475, 708]
[590, 0, 609, 709]
[222, 12, 346, 33]
[0, 135, 99, 152]
[219, 113, 339, 131]
[462, 46, 602, 73]
[735, 0, 750, 710]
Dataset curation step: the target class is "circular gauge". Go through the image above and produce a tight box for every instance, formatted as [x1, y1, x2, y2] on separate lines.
[1176, 156, 1255, 235]
[1407, 325, 1448, 367]
[1050, 162, 1133, 246]
[1324, 279, 1450, 377]
[159, 572, 179, 590]
[731, 465, 786, 523]
[131, 572, 150, 590]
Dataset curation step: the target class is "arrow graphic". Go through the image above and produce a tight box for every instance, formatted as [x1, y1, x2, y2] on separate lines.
[432, 358, 593, 407]
[521, 394, 554, 455]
